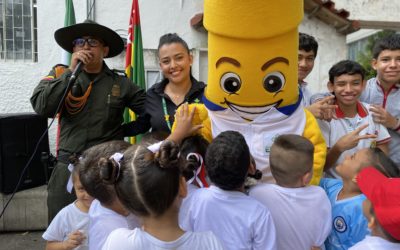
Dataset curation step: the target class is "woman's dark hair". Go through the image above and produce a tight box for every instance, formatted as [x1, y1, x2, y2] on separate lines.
[78, 140, 131, 205]
[180, 135, 209, 181]
[205, 131, 250, 190]
[115, 140, 183, 217]
[157, 33, 190, 56]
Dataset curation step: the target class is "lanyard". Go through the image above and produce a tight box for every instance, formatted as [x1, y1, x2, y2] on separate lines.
[162, 97, 172, 130]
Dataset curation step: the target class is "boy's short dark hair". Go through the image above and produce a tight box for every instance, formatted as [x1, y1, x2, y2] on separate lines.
[269, 134, 314, 186]
[299, 32, 319, 57]
[328, 60, 366, 83]
[205, 131, 250, 190]
[372, 34, 400, 59]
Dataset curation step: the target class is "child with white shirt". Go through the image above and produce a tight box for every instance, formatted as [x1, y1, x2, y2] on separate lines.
[250, 134, 332, 250]
[350, 167, 400, 250]
[78, 140, 140, 250]
[180, 130, 277, 250]
[42, 158, 94, 250]
[318, 60, 391, 178]
[102, 140, 223, 250]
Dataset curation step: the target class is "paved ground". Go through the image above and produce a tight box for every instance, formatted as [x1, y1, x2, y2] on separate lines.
[0, 230, 45, 250]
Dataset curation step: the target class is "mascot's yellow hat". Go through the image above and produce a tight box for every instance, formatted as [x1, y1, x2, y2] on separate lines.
[204, 0, 303, 39]
[203, 0, 304, 121]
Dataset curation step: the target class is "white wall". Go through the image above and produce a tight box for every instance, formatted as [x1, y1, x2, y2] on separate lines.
[299, 14, 347, 93]
[333, 0, 400, 22]
[334, 0, 400, 45]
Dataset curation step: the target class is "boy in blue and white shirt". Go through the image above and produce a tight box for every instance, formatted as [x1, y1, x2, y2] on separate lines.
[320, 146, 400, 250]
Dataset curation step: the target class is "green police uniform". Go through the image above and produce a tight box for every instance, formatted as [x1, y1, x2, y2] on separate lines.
[30, 62, 146, 222]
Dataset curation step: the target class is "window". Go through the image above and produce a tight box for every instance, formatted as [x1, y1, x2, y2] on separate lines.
[348, 38, 369, 61]
[0, 0, 37, 61]
[145, 69, 162, 90]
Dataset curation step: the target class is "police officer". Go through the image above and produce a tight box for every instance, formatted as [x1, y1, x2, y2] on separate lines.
[31, 20, 146, 222]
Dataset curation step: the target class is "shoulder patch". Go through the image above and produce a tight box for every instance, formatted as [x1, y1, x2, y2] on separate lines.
[54, 64, 68, 78]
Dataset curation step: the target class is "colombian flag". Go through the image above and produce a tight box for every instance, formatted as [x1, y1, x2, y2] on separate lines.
[124, 0, 146, 143]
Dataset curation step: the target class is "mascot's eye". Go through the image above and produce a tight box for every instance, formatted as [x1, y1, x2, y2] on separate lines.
[220, 72, 242, 94]
[263, 72, 285, 93]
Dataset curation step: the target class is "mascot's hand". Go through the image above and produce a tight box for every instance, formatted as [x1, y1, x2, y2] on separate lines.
[172, 103, 212, 142]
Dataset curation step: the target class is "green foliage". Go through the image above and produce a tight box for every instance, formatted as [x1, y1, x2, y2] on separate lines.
[356, 30, 396, 80]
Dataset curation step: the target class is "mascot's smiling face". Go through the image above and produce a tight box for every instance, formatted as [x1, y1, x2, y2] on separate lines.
[205, 31, 299, 121]
[203, 0, 303, 121]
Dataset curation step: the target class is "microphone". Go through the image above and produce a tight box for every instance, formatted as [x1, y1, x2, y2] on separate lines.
[70, 61, 84, 81]
[69, 61, 84, 97]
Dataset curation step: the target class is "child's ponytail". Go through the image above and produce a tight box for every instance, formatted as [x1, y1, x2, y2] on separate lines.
[99, 152, 124, 184]
[115, 140, 184, 217]
[155, 140, 181, 170]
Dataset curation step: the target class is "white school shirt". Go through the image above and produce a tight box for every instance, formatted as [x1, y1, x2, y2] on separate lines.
[209, 104, 306, 183]
[180, 185, 277, 250]
[300, 81, 313, 107]
[101, 227, 224, 250]
[349, 235, 400, 250]
[318, 101, 391, 178]
[88, 199, 140, 250]
[249, 184, 332, 250]
[360, 78, 400, 166]
[178, 183, 199, 225]
[43, 201, 89, 250]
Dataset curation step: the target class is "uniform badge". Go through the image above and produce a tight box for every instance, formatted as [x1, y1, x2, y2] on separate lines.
[333, 216, 347, 233]
[111, 84, 121, 97]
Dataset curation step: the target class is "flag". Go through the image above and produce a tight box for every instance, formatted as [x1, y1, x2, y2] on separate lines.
[57, 0, 76, 154]
[124, 0, 146, 143]
[61, 0, 76, 65]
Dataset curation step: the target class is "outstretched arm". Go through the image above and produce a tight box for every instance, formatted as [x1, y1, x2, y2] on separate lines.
[324, 123, 377, 170]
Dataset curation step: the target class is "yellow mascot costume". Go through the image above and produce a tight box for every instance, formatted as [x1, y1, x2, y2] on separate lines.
[175, 0, 326, 184]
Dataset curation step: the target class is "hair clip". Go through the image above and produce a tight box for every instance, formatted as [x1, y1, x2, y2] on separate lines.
[66, 156, 83, 193]
[110, 152, 124, 180]
[186, 153, 205, 188]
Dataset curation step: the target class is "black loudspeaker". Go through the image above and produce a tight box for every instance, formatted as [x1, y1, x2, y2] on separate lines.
[0, 113, 50, 194]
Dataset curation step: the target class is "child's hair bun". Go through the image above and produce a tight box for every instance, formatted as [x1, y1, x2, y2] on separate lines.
[98, 157, 119, 184]
[155, 140, 180, 169]
[186, 153, 202, 171]
[68, 153, 81, 166]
